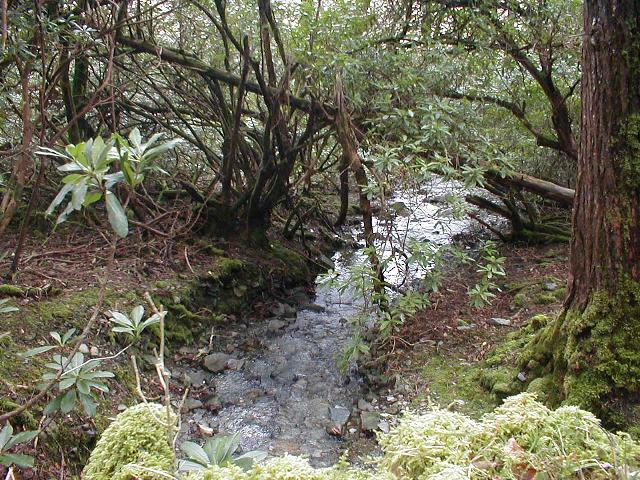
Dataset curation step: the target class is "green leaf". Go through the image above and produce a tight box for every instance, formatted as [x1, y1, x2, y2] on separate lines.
[0, 453, 35, 468]
[130, 305, 144, 325]
[57, 162, 84, 172]
[76, 379, 90, 395]
[62, 328, 77, 344]
[5, 430, 38, 450]
[60, 389, 77, 413]
[43, 394, 62, 416]
[62, 173, 85, 184]
[58, 377, 76, 391]
[112, 326, 134, 334]
[179, 459, 206, 472]
[83, 191, 102, 207]
[0, 424, 13, 450]
[142, 139, 182, 161]
[46, 183, 74, 216]
[121, 156, 135, 186]
[129, 128, 142, 149]
[0, 306, 18, 314]
[79, 393, 97, 417]
[34, 146, 71, 160]
[105, 191, 128, 238]
[71, 179, 88, 210]
[20, 345, 56, 358]
[181, 441, 210, 466]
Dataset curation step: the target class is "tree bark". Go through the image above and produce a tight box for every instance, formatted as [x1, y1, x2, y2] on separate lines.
[523, 0, 640, 429]
[335, 153, 350, 227]
[334, 81, 386, 304]
[0, 62, 32, 235]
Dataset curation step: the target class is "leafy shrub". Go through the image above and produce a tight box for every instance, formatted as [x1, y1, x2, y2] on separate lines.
[180, 433, 267, 472]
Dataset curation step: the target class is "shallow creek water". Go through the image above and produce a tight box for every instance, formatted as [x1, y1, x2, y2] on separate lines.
[176, 181, 473, 466]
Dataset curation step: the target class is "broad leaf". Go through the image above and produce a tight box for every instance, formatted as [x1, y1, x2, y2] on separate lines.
[60, 389, 77, 413]
[105, 191, 128, 238]
[46, 183, 74, 216]
[181, 441, 210, 466]
[0, 453, 35, 468]
[0, 424, 12, 450]
[20, 345, 56, 358]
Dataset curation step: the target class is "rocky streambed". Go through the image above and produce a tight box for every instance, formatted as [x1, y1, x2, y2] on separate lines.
[173, 181, 474, 466]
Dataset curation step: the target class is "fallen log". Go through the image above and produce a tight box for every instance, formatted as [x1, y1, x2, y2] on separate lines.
[489, 171, 574, 207]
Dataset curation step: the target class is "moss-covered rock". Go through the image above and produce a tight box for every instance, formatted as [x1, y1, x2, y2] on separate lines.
[82, 403, 176, 480]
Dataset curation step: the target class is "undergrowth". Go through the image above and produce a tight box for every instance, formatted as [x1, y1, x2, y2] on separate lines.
[84, 393, 640, 480]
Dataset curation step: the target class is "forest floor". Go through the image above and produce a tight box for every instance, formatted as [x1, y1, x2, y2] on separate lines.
[385, 241, 569, 416]
[0, 212, 571, 477]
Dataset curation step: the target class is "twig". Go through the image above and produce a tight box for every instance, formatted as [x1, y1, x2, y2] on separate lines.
[183, 246, 195, 274]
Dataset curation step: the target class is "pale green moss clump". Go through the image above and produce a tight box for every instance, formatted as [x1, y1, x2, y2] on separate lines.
[82, 403, 176, 480]
[89, 395, 639, 480]
[379, 393, 639, 479]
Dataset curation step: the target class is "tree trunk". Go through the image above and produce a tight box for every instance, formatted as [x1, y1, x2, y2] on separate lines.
[334, 81, 386, 304]
[0, 62, 32, 235]
[335, 153, 349, 227]
[523, 0, 640, 430]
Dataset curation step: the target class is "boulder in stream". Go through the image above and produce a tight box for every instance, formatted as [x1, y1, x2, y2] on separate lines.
[203, 352, 230, 372]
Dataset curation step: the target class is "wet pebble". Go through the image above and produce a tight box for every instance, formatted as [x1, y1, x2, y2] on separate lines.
[203, 352, 230, 372]
[183, 398, 203, 412]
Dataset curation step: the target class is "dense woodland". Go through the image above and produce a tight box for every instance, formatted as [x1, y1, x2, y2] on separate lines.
[0, 0, 639, 478]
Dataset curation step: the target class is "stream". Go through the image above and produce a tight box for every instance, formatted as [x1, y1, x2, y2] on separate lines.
[175, 180, 474, 466]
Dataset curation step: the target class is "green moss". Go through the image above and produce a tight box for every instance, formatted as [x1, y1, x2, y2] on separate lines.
[512, 292, 528, 307]
[520, 278, 640, 432]
[0, 284, 25, 297]
[267, 243, 311, 285]
[553, 287, 567, 300]
[83, 403, 176, 480]
[533, 292, 556, 305]
[0, 398, 37, 429]
[480, 367, 519, 396]
[414, 353, 499, 417]
[208, 257, 247, 281]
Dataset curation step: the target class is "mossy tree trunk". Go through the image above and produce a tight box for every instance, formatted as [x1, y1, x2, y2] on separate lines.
[524, 0, 640, 429]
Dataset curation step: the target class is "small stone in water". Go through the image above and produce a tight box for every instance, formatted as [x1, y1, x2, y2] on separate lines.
[203, 352, 230, 373]
[198, 424, 214, 436]
[379, 420, 390, 433]
[329, 405, 350, 427]
[182, 398, 203, 412]
[360, 411, 381, 432]
[227, 358, 245, 370]
[267, 319, 287, 332]
[357, 398, 373, 411]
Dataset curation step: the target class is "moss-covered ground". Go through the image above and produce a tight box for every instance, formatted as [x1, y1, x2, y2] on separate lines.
[387, 243, 570, 420]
